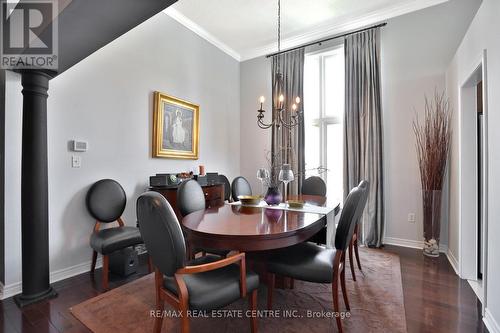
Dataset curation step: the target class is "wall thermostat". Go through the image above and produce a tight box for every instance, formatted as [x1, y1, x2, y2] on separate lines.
[72, 140, 88, 152]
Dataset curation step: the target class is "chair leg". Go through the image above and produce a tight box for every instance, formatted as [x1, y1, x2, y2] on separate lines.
[289, 278, 295, 289]
[91, 251, 97, 273]
[148, 255, 153, 273]
[249, 289, 258, 333]
[186, 243, 194, 260]
[180, 307, 190, 333]
[332, 272, 343, 333]
[340, 264, 350, 311]
[102, 255, 109, 291]
[153, 299, 165, 333]
[354, 237, 362, 271]
[348, 241, 356, 281]
[267, 273, 275, 310]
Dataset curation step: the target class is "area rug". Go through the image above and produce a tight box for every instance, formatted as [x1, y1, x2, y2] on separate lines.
[71, 248, 407, 332]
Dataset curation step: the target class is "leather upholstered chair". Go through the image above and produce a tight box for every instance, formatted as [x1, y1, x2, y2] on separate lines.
[301, 176, 327, 196]
[348, 180, 369, 281]
[177, 180, 230, 258]
[177, 180, 205, 217]
[137, 191, 259, 333]
[217, 174, 231, 201]
[86, 179, 143, 290]
[302, 176, 328, 244]
[265, 184, 367, 333]
[231, 176, 252, 201]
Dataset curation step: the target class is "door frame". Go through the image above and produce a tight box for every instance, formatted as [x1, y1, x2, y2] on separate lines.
[458, 49, 488, 310]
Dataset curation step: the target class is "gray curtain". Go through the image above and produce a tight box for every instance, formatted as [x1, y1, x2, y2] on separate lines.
[344, 28, 384, 247]
[271, 49, 305, 194]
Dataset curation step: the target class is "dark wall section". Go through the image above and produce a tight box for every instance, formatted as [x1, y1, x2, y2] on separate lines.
[0, 69, 5, 284]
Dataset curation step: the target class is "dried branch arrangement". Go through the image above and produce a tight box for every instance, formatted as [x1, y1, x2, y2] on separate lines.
[413, 91, 452, 191]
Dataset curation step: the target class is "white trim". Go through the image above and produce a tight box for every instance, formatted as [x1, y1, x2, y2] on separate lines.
[164, 0, 448, 62]
[383, 237, 448, 252]
[457, 50, 489, 312]
[447, 248, 459, 275]
[467, 279, 484, 303]
[484, 308, 500, 333]
[163, 7, 241, 61]
[0, 258, 102, 300]
[383, 237, 467, 277]
[480, 49, 489, 314]
[240, 0, 449, 60]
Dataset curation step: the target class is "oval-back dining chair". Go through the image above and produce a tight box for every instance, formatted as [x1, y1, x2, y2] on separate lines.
[301, 176, 327, 196]
[302, 176, 328, 244]
[177, 179, 230, 258]
[87, 179, 143, 290]
[265, 183, 367, 333]
[348, 180, 370, 281]
[231, 176, 252, 201]
[137, 192, 259, 333]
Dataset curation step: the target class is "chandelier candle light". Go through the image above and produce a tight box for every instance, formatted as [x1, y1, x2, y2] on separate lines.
[257, 95, 302, 129]
[256, 0, 302, 130]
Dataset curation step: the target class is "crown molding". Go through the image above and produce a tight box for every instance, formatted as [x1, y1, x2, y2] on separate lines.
[164, 0, 448, 62]
[163, 7, 241, 61]
[240, 0, 448, 60]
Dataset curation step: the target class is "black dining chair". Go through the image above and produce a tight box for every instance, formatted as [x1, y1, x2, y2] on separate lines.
[265, 184, 367, 333]
[348, 180, 369, 281]
[177, 180, 230, 258]
[217, 174, 232, 201]
[302, 176, 328, 244]
[301, 176, 327, 196]
[86, 179, 144, 290]
[137, 191, 259, 333]
[231, 176, 252, 201]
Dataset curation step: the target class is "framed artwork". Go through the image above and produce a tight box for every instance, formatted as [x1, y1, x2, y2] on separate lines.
[152, 91, 199, 159]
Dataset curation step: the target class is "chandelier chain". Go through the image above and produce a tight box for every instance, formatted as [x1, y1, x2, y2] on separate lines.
[278, 0, 281, 53]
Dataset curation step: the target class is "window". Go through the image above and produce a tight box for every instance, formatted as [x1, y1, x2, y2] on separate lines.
[304, 45, 345, 202]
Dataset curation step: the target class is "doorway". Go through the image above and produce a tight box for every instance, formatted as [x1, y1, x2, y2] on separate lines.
[459, 50, 488, 308]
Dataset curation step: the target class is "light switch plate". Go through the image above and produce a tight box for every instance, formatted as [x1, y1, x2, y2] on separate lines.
[71, 155, 81, 168]
[408, 213, 416, 223]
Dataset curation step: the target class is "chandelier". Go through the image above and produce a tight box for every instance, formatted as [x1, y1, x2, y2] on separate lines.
[257, 0, 302, 130]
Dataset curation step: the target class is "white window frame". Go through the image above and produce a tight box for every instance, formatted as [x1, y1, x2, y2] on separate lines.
[306, 45, 344, 188]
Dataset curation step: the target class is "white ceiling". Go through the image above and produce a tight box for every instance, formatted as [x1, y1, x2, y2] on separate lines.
[165, 0, 449, 61]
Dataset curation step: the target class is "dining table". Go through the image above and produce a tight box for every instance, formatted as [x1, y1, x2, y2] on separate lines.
[181, 194, 341, 253]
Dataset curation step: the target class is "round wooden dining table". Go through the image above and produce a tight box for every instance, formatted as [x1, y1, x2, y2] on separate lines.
[181, 195, 336, 252]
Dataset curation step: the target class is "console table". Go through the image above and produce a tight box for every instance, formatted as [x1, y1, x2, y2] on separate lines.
[150, 182, 225, 217]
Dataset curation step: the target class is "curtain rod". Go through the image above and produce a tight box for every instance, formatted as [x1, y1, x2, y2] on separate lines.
[265, 22, 387, 58]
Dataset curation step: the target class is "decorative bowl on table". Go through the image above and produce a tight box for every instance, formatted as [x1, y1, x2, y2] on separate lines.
[287, 200, 305, 209]
[238, 195, 262, 206]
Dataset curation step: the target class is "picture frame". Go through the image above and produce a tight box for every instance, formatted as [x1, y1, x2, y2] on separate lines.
[152, 91, 199, 159]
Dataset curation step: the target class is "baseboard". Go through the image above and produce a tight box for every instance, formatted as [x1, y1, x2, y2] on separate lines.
[484, 308, 500, 333]
[0, 258, 102, 300]
[446, 249, 459, 275]
[383, 236, 448, 253]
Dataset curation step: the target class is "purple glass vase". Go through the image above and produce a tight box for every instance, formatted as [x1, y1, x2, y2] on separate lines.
[264, 186, 282, 205]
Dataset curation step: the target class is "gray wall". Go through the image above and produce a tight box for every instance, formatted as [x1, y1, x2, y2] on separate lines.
[239, 56, 272, 193]
[2, 12, 240, 295]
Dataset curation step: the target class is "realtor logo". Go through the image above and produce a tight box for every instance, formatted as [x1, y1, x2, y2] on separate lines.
[0, 0, 58, 69]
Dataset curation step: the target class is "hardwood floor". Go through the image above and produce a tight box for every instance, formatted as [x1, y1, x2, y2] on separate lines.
[384, 245, 487, 333]
[0, 247, 487, 332]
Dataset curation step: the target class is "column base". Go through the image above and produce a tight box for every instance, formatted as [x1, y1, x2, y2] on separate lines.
[14, 286, 58, 308]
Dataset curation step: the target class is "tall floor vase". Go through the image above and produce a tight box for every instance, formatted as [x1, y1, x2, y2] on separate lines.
[422, 190, 442, 257]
